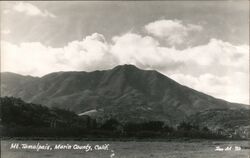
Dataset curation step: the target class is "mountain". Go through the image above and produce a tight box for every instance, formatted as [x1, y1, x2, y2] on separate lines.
[189, 109, 250, 130]
[1, 65, 248, 125]
[0, 97, 97, 137]
[188, 108, 250, 138]
[0, 97, 86, 128]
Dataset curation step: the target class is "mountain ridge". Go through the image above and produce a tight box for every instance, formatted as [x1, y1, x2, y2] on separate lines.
[1, 65, 248, 124]
[1, 66, 247, 106]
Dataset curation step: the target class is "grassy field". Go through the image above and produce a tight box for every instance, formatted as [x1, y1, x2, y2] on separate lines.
[1, 140, 249, 158]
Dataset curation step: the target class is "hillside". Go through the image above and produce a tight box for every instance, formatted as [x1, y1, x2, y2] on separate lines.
[1, 97, 249, 139]
[1, 65, 248, 125]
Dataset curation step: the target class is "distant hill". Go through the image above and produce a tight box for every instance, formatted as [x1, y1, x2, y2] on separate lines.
[1, 65, 248, 125]
[188, 109, 250, 138]
[1, 97, 249, 139]
[0, 97, 96, 137]
[0, 97, 89, 129]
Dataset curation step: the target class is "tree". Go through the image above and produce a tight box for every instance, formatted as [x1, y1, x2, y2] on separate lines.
[100, 118, 120, 131]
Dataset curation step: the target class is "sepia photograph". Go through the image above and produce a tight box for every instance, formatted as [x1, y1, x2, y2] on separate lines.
[0, 1, 249, 158]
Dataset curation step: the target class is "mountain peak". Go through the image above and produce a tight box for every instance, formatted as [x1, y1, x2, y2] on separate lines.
[113, 64, 139, 71]
[1, 64, 245, 124]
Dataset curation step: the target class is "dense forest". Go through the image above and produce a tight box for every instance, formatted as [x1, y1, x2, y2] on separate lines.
[0, 97, 244, 139]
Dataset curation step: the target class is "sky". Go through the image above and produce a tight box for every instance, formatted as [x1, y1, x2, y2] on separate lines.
[0, 1, 249, 104]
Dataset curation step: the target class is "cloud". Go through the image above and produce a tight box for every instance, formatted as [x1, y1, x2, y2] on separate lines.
[1, 33, 116, 76]
[111, 33, 162, 67]
[111, 33, 248, 104]
[145, 19, 202, 46]
[170, 72, 249, 104]
[12, 2, 56, 18]
[1, 29, 11, 35]
[3, 9, 10, 14]
[1, 30, 249, 104]
[111, 33, 248, 74]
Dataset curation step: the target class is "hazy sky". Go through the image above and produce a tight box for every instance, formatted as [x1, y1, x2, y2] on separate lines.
[1, 1, 249, 104]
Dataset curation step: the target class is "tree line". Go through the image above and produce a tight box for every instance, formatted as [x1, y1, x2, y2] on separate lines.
[0, 97, 232, 139]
